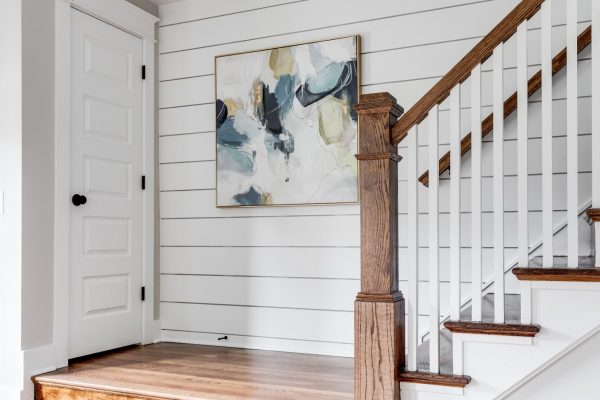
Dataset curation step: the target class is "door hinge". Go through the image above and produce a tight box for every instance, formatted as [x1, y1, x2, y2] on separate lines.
[141, 65, 146, 80]
[141, 286, 146, 302]
[141, 175, 146, 190]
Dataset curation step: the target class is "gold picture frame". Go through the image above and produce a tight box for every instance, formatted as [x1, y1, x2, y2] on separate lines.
[215, 35, 362, 208]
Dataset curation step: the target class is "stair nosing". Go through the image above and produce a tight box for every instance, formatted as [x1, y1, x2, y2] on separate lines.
[513, 267, 600, 282]
[444, 321, 541, 337]
[33, 376, 173, 400]
[400, 371, 471, 388]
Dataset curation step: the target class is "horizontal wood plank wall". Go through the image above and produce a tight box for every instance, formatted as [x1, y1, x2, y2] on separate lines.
[158, 0, 593, 356]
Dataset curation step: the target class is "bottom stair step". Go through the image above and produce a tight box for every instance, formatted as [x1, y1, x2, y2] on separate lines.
[400, 371, 471, 388]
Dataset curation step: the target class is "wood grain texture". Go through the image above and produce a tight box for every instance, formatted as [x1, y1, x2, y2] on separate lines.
[355, 299, 405, 400]
[444, 321, 541, 337]
[587, 208, 600, 222]
[353, 92, 405, 400]
[399, 371, 471, 388]
[391, 0, 545, 145]
[35, 383, 165, 400]
[33, 343, 353, 400]
[513, 267, 600, 282]
[354, 93, 403, 294]
[419, 25, 593, 186]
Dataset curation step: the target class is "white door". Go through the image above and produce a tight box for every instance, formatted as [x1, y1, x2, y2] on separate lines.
[69, 9, 144, 358]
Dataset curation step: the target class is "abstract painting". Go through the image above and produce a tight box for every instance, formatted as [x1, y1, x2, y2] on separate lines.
[215, 36, 360, 207]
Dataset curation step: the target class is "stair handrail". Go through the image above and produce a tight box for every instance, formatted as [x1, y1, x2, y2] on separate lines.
[419, 26, 593, 187]
[390, 0, 545, 145]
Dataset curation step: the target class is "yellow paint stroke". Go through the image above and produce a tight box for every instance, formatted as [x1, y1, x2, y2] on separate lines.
[269, 48, 295, 79]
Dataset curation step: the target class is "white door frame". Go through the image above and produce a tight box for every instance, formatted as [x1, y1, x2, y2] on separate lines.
[53, 0, 159, 368]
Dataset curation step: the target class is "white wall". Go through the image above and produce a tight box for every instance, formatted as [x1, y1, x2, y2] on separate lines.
[0, 0, 23, 397]
[21, 0, 55, 352]
[505, 325, 600, 399]
[157, 0, 594, 356]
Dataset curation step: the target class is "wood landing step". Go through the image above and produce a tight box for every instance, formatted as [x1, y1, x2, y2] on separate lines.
[513, 256, 599, 282]
[33, 343, 354, 400]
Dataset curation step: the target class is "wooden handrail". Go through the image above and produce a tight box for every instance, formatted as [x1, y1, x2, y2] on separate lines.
[419, 26, 592, 187]
[390, 0, 545, 145]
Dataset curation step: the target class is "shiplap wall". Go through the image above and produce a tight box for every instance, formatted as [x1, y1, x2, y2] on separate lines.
[158, 0, 593, 356]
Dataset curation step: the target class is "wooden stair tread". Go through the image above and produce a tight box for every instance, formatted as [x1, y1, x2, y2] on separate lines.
[444, 321, 540, 337]
[400, 371, 471, 388]
[513, 267, 600, 282]
[515, 256, 599, 282]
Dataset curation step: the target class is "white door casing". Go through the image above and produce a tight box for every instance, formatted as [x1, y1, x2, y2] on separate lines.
[69, 9, 144, 358]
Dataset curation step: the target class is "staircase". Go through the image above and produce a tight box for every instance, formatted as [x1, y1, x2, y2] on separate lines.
[354, 0, 600, 398]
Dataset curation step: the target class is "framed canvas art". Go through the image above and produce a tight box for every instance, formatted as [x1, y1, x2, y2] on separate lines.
[215, 35, 361, 207]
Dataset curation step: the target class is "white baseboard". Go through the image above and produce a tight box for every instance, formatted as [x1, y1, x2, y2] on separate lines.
[0, 387, 22, 400]
[160, 330, 353, 358]
[22, 345, 57, 400]
[143, 319, 162, 345]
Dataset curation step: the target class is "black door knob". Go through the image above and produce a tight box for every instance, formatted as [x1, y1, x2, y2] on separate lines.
[72, 194, 87, 206]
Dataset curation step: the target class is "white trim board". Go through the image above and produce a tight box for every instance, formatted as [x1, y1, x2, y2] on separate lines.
[71, 0, 158, 39]
[498, 319, 600, 399]
[53, 0, 158, 372]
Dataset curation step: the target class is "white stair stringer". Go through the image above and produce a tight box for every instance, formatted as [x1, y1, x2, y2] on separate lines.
[401, 280, 600, 400]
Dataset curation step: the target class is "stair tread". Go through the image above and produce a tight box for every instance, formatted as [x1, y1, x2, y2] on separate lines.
[514, 256, 599, 281]
[400, 371, 471, 388]
[444, 321, 540, 337]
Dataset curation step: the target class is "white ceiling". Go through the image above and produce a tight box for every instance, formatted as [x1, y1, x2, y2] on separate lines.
[148, 0, 183, 5]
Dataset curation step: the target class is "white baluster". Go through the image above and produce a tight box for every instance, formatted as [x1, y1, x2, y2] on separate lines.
[493, 44, 505, 323]
[407, 125, 419, 372]
[593, 0, 600, 268]
[541, 1, 554, 268]
[567, 0, 579, 268]
[428, 105, 440, 373]
[517, 21, 529, 269]
[471, 65, 482, 322]
[450, 86, 461, 323]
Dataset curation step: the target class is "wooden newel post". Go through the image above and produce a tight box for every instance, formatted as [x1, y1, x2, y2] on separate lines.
[353, 93, 405, 400]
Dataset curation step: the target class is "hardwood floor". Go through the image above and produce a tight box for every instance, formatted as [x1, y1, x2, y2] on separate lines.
[33, 343, 354, 400]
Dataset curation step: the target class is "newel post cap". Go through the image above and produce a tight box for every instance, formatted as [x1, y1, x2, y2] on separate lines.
[353, 92, 404, 118]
